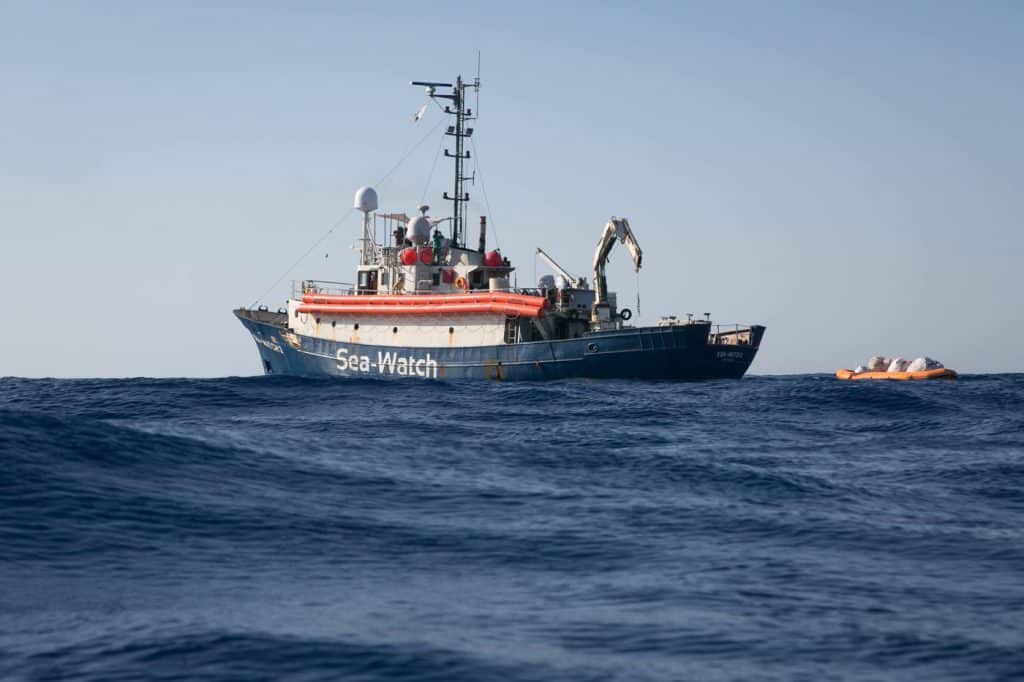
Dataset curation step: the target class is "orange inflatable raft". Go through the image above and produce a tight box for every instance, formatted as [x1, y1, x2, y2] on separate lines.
[835, 368, 958, 381]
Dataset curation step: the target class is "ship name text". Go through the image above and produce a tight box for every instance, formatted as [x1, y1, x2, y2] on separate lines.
[253, 334, 283, 354]
[336, 347, 439, 379]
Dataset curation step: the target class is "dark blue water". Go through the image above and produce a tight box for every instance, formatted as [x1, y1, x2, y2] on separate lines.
[2, 375, 1023, 681]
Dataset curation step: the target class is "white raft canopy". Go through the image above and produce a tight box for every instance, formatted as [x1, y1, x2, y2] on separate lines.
[853, 356, 945, 374]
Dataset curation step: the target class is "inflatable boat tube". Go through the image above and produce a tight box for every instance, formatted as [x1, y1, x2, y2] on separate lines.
[296, 302, 545, 318]
[835, 368, 958, 381]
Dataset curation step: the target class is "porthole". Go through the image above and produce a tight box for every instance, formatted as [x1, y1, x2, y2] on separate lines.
[587, 342, 598, 352]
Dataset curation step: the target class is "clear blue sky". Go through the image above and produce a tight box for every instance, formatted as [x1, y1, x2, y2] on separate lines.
[2, 1, 1021, 376]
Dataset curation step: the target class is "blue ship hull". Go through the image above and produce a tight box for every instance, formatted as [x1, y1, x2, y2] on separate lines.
[235, 310, 764, 381]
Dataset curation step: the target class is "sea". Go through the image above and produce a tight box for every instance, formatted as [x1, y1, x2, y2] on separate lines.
[2, 374, 1023, 681]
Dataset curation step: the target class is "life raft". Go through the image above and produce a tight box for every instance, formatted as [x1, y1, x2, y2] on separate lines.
[835, 368, 958, 381]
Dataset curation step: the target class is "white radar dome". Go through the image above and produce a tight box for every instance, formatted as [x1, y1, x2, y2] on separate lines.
[407, 215, 432, 245]
[354, 186, 378, 213]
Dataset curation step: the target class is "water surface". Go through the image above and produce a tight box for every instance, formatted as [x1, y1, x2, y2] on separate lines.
[2, 375, 1023, 680]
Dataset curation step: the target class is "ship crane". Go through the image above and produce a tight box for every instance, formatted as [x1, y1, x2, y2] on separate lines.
[592, 217, 642, 324]
[535, 247, 587, 289]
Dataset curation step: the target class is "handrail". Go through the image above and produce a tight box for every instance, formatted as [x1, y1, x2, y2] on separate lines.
[293, 279, 355, 298]
[708, 323, 756, 347]
[295, 279, 548, 299]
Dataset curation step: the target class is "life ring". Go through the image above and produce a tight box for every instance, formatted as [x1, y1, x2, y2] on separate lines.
[619, 308, 632, 321]
[454, 275, 468, 290]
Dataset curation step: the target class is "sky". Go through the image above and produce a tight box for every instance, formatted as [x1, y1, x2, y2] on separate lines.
[2, 1, 1022, 377]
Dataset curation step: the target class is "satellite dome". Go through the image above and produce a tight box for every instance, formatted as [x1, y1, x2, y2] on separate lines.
[354, 186, 378, 213]
[407, 215, 431, 245]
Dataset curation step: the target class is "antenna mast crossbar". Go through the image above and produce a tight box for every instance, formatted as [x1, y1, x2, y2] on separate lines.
[411, 73, 480, 247]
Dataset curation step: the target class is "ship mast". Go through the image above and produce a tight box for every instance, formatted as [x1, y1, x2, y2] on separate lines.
[411, 73, 479, 247]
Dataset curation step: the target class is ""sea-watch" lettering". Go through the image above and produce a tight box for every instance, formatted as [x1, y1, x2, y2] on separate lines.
[336, 348, 439, 379]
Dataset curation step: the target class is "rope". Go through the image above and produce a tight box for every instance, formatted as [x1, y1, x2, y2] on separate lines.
[469, 135, 499, 250]
[636, 270, 641, 317]
[420, 129, 446, 205]
[373, 117, 447, 193]
[249, 118, 446, 308]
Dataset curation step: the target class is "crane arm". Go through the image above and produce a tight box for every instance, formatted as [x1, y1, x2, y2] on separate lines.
[593, 217, 642, 306]
[535, 247, 583, 288]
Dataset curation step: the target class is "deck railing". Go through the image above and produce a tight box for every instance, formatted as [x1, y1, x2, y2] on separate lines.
[292, 280, 355, 298]
[709, 324, 754, 346]
[292, 279, 547, 298]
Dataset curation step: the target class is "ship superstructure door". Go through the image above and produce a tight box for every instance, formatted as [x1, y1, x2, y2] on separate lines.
[357, 268, 379, 295]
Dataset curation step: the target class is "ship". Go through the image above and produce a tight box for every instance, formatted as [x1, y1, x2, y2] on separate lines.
[235, 74, 765, 381]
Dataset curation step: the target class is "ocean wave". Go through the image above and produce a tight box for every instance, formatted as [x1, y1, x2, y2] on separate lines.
[6, 630, 578, 682]
[2, 375, 1023, 680]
